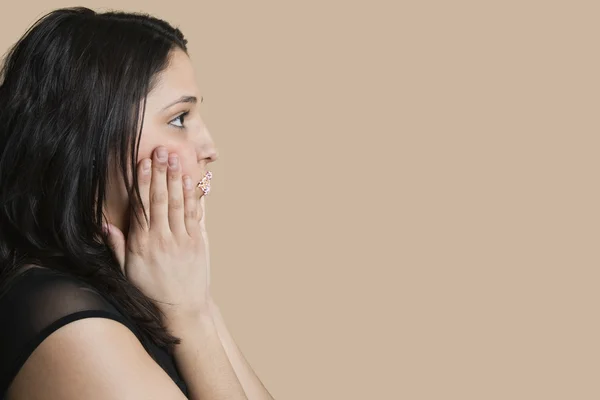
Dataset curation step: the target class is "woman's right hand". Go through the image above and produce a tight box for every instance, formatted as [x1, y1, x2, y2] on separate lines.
[104, 146, 211, 326]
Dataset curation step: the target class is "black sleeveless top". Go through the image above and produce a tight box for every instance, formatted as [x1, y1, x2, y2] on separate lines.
[0, 266, 189, 398]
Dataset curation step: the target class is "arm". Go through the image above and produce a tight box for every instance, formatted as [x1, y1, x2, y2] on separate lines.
[209, 296, 276, 400]
[199, 194, 274, 399]
[169, 309, 249, 400]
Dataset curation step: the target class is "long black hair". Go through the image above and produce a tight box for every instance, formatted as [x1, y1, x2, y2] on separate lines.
[0, 7, 190, 352]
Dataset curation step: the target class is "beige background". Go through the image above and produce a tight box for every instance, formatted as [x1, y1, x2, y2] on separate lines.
[1, 1, 599, 399]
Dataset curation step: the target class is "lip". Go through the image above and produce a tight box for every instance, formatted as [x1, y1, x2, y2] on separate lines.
[196, 170, 212, 196]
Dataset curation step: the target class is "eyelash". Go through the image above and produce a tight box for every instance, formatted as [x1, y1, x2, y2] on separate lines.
[169, 111, 190, 130]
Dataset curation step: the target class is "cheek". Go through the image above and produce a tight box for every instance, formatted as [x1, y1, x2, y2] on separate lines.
[136, 125, 167, 163]
[136, 129, 195, 172]
[136, 145, 157, 164]
[178, 147, 198, 177]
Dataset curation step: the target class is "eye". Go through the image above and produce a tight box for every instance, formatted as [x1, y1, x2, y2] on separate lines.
[169, 111, 190, 129]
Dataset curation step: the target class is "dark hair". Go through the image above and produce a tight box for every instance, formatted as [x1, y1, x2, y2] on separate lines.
[0, 7, 189, 353]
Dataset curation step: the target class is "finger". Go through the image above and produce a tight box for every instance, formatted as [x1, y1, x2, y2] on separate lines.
[199, 195, 207, 233]
[183, 174, 201, 238]
[166, 152, 186, 237]
[129, 158, 152, 233]
[198, 196, 210, 286]
[150, 146, 170, 232]
[104, 223, 126, 274]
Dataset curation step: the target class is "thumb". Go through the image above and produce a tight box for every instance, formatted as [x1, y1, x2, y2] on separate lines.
[103, 223, 126, 275]
[198, 197, 210, 286]
[199, 195, 207, 233]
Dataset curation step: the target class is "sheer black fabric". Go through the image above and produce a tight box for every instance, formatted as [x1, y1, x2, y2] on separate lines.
[0, 266, 188, 398]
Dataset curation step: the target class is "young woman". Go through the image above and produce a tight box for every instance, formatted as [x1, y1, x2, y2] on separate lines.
[0, 7, 274, 400]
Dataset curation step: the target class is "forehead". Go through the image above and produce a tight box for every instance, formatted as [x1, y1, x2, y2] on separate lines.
[146, 49, 200, 107]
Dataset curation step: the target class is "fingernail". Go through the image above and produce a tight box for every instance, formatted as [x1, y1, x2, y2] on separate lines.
[157, 147, 168, 161]
[142, 159, 151, 174]
[184, 176, 192, 190]
[168, 154, 179, 169]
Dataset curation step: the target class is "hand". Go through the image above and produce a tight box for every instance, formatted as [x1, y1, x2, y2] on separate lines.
[104, 146, 211, 326]
[199, 195, 211, 289]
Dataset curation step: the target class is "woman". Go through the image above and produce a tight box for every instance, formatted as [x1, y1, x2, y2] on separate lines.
[0, 7, 274, 400]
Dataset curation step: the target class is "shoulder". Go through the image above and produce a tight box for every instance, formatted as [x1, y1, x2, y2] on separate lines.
[0, 266, 136, 340]
[6, 316, 187, 399]
[0, 267, 187, 399]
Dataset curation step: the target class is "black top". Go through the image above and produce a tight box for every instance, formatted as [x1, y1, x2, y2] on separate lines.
[0, 266, 189, 398]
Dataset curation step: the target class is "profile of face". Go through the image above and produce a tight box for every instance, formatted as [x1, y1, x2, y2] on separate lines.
[104, 49, 219, 235]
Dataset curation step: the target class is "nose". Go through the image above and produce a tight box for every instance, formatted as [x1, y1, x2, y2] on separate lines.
[200, 146, 219, 164]
[196, 127, 219, 164]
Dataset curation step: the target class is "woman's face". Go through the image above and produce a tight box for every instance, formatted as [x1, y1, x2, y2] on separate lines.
[105, 48, 218, 235]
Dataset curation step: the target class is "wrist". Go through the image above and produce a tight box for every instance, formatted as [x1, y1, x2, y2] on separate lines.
[207, 294, 218, 314]
[165, 302, 213, 336]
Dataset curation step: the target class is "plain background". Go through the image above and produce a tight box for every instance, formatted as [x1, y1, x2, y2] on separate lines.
[1, 1, 599, 399]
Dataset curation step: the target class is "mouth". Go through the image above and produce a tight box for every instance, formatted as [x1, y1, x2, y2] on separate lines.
[196, 171, 212, 197]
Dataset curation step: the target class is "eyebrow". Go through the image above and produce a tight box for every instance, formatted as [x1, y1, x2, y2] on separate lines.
[162, 95, 203, 111]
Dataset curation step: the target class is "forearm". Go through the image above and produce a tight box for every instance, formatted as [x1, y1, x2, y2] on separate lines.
[209, 297, 275, 400]
[170, 310, 248, 400]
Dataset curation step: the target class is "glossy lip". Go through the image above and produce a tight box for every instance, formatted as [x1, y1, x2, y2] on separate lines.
[196, 170, 212, 196]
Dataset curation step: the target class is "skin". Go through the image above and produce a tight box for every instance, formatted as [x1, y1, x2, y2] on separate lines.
[104, 48, 219, 237]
